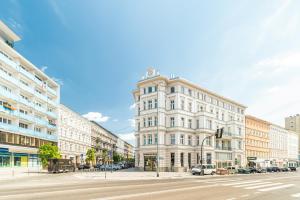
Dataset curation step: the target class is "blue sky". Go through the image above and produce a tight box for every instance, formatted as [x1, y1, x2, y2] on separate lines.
[1, 0, 300, 144]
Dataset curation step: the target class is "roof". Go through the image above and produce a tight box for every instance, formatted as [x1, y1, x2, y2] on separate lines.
[135, 74, 247, 108]
[0, 20, 21, 42]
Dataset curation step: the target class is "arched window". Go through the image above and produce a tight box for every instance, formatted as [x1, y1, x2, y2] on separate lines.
[170, 87, 175, 93]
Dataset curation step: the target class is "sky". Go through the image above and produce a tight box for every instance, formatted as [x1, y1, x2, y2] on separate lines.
[1, 0, 300, 145]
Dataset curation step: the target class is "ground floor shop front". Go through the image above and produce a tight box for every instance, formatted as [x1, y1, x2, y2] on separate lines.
[0, 145, 41, 169]
[136, 148, 245, 172]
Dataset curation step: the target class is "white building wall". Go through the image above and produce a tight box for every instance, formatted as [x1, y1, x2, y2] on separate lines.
[287, 131, 298, 160]
[58, 104, 91, 164]
[269, 124, 288, 167]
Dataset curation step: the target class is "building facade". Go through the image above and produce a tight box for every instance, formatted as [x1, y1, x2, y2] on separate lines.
[124, 141, 134, 159]
[245, 115, 270, 168]
[287, 130, 298, 167]
[269, 124, 288, 167]
[0, 21, 60, 169]
[57, 104, 91, 165]
[133, 68, 246, 172]
[90, 121, 118, 164]
[285, 114, 300, 160]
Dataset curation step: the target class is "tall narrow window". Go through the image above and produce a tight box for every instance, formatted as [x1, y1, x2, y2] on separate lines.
[188, 119, 192, 129]
[180, 134, 184, 145]
[181, 118, 185, 127]
[170, 87, 175, 93]
[148, 134, 152, 145]
[181, 100, 185, 110]
[188, 135, 192, 145]
[180, 153, 184, 167]
[154, 99, 158, 108]
[170, 117, 175, 127]
[170, 100, 175, 110]
[143, 135, 146, 145]
[148, 100, 152, 109]
[171, 134, 175, 145]
[154, 134, 158, 144]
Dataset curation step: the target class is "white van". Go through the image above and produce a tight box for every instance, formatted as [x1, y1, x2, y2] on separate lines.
[191, 164, 216, 175]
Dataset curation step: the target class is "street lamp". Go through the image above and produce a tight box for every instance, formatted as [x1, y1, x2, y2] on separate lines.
[200, 128, 224, 176]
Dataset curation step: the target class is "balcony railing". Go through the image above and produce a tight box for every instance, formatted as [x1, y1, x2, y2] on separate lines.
[47, 86, 57, 96]
[0, 52, 19, 71]
[0, 70, 19, 86]
[0, 123, 57, 142]
[215, 146, 232, 151]
[0, 87, 18, 101]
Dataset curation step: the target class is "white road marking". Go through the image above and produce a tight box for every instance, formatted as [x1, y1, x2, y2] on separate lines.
[206, 179, 241, 183]
[92, 184, 218, 200]
[234, 182, 272, 188]
[223, 180, 261, 186]
[245, 183, 282, 190]
[291, 193, 300, 197]
[240, 194, 250, 197]
[258, 184, 294, 192]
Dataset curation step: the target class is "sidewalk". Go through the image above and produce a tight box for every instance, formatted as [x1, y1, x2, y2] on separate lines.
[0, 168, 47, 181]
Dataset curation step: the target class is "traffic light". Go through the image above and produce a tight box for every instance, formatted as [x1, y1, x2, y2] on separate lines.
[215, 128, 224, 139]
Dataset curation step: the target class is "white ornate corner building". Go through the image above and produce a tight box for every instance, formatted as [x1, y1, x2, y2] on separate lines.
[133, 68, 246, 172]
[0, 21, 60, 169]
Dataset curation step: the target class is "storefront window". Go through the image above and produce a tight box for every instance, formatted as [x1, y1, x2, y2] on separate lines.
[14, 157, 21, 166]
[0, 155, 10, 167]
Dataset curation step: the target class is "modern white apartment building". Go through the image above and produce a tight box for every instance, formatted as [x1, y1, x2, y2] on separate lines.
[0, 21, 60, 169]
[287, 130, 298, 166]
[133, 68, 246, 172]
[285, 114, 300, 160]
[57, 104, 91, 165]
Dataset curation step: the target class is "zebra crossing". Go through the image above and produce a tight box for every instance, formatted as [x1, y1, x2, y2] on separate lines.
[199, 178, 295, 192]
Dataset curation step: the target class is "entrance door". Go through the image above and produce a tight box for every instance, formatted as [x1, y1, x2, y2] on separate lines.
[170, 153, 175, 172]
[144, 155, 157, 171]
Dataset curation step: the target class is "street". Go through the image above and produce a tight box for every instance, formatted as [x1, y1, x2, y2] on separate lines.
[0, 171, 300, 200]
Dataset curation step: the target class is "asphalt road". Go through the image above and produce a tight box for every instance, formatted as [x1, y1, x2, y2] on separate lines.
[0, 172, 300, 200]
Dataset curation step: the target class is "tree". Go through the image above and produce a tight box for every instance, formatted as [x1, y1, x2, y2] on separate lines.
[113, 152, 124, 163]
[102, 148, 109, 164]
[85, 148, 96, 165]
[38, 143, 61, 168]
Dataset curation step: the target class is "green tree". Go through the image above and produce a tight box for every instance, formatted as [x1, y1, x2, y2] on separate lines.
[86, 148, 96, 164]
[38, 143, 61, 168]
[102, 148, 109, 164]
[113, 152, 124, 163]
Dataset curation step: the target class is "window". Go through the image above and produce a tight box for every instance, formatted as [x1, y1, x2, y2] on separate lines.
[170, 117, 175, 127]
[148, 134, 152, 145]
[143, 118, 146, 127]
[188, 89, 192, 96]
[34, 127, 41, 132]
[196, 136, 200, 145]
[154, 99, 158, 108]
[171, 134, 175, 145]
[221, 113, 224, 121]
[148, 100, 152, 109]
[148, 86, 153, 93]
[188, 135, 192, 145]
[143, 101, 146, 110]
[206, 136, 212, 146]
[148, 117, 152, 127]
[154, 116, 158, 126]
[180, 134, 184, 145]
[181, 86, 185, 94]
[238, 141, 242, 150]
[181, 100, 185, 110]
[154, 134, 158, 144]
[181, 118, 185, 127]
[19, 123, 28, 129]
[196, 120, 200, 129]
[143, 135, 146, 145]
[188, 102, 192, 112]
[170, 100, 175, 110]
[206, 120, 212, 130]
[0, 117, 12, 124]
[180, 153, 184, 167]
[238, 127, 242, 135]
[188, 119, 192, 129]
[170, 87, 175, 93]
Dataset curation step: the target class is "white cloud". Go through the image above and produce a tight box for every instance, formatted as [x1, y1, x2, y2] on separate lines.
[40, 66, 48, 72]
[82, 112, 110, 123]
[246, 51, 300, 125]
[128, 119, 135, 128]
[118, 132, 135, 146]
[129, 103, 136, 110]
[51, 77, 64, 86]
[112, 119, 119, 122]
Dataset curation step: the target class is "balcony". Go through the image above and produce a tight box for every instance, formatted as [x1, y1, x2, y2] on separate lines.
[47, 111, 57, 119]
[0, 87, 18, 101]
[0, 52, 19, 71]
[35, 117, 49, 127]
[18, 97, 34, 108]
[18, 112, 34, 122]
[0, 70, 18, 86]
[19, 67, 36, 83]
[47, 123, 57, 129]
[34, 105, 48, 115]
[19, 82, 34, 95]
[35, 92, 48, 103]
[0, 123, 57, 142]
[47, 86, 57, 96]
[215, 146, 232, 151]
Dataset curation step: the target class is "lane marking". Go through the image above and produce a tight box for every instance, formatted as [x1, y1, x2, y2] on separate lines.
[92, 184, 218, 200]
[245, 183, 282, 190]
[291, 193, 300, 197]
[223, 180, 261, 186]
[234, 182, 272, 188]
[258, 184, 294, 192]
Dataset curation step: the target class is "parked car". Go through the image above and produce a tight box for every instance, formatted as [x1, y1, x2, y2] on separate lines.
[78, 164, 90, 170]
[237, 168, 251, 174]
[227, 167, 237, 174]
[248, 167, 257, 173]
[271, 166, 281, 172]
[289, 166, 297, 171]
[191, 164, 216, 175]
[256, 168, 267, 173]
[280, 167, 290, 172]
